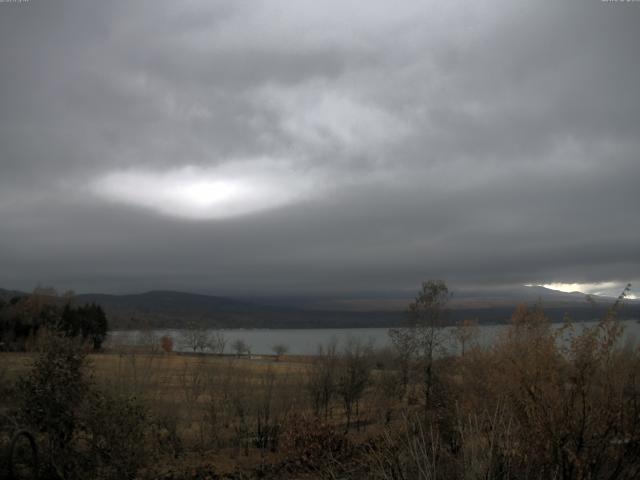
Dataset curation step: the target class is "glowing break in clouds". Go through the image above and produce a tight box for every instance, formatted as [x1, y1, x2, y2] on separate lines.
[91, 160, 313, 220]
[536, 282, 633, 298]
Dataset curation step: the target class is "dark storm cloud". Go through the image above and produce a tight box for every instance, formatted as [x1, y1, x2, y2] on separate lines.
[0, 0, 639, 296]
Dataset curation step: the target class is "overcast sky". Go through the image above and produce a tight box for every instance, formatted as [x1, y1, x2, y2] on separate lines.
[0, 0, 638, 297]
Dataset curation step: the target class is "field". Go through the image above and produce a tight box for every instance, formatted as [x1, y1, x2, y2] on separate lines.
[1, 348, 389, 479]
[2, 302, 640, 479]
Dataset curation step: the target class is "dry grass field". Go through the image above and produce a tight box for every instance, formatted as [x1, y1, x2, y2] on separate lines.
[2, 300, 640, 479]
[1, 349, 354, 478]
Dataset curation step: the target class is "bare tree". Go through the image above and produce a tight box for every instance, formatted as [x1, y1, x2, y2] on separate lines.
[180, 322, 211, 353]
[209, 330, 227, 355]
[253, 369, 282, 457]
[306, 338, 339, 419]
[178, 359, 206, 424]
[137, 324, 160, 354]
[226, 366, 252, 456]
[232, 338, 249, 357]
[391, 280, 450, 414]
[271, 343, 289, 361]
[201, 358, 237, 451]
[388, 326, 417, 398]
[337, 337, 373, 431]
[451, 318, 479, 357]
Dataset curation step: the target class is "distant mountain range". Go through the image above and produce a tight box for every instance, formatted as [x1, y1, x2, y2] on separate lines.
[1, 286, 638, 329]
[247, 285, 616, 311]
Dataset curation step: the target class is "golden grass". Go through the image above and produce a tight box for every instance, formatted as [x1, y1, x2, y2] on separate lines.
[1, 350, 312, 417]
[0, 350, 322, 477]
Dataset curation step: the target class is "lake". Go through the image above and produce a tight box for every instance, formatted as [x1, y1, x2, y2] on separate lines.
[108, 319, 640, 356]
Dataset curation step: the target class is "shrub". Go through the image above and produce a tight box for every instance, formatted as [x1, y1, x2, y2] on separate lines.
[161, 335, 174, 353]
[16, 329, 151, 479]
[16, 330, 91, 478]
[81, 390, 149, 480]
[280, 414, 352, 471]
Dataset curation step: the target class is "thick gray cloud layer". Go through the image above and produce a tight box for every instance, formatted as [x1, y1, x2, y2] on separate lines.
[0, 0, 638, 296]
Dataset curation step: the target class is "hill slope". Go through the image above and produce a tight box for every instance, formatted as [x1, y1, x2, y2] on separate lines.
[2, 286, 638, 329]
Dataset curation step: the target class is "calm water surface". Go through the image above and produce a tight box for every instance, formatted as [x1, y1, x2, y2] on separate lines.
[109, 319, 640, 355]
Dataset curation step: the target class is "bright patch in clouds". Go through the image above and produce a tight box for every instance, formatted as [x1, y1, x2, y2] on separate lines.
[91, 161, 312, 219]
[537, 282, 632, 298]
